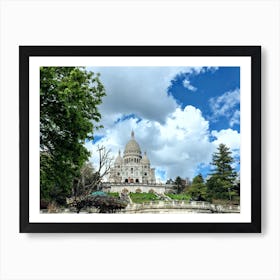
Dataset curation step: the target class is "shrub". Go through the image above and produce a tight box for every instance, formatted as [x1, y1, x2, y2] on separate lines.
[68, 195, 128, 213]
[165, 193, 191, 201]
[129, 192, 159, 203]
[107, 192, 119, 198]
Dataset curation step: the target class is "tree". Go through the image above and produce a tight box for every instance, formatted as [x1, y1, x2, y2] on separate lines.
[40, 67, 106, 206]
[187, 174, 206, 201]
[166, 178, 174, 185]
[73, 161, 97, 197]
[174, 176, 184, 194]
[73, 146, 113, 197]
[206, 144, 238, 201]
[95, 145, 113, 186]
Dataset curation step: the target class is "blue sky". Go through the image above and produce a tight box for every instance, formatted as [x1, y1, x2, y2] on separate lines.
[85, 66, 240, 182]
[168, 67, 240, 132]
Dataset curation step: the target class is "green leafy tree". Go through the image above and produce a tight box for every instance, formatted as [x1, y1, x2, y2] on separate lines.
[187, 174, 206, 201]
[206, 144, 238, 201]
[40, 67, 106, 206]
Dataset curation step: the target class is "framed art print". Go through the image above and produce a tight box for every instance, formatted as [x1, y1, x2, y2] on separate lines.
[19, 46, 261, 233]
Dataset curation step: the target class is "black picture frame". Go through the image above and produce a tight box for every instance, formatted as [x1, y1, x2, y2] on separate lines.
[19, 46, 261, 233]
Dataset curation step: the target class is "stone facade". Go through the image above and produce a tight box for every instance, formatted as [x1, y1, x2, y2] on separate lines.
[109, 131, 156, 184]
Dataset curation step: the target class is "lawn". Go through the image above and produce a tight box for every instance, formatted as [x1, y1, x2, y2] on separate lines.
[129, 193, 160, 204]
[165, 193, 191, 201]
[107, 192, 120, 198]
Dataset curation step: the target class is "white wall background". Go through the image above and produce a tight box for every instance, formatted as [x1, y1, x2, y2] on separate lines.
[0, 0, 279, 279]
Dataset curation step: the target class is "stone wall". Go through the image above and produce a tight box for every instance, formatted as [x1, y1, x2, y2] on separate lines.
[120, 201, 240, 214]
[41, 200, 240, 214]
[105, 183, 171, 194]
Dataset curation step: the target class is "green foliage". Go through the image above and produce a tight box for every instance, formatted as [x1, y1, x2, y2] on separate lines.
[107, 192, 120, 198]
[211, 144, 237, 182]
[206, 144, 238, 201]
[186, 174, 207, 201]
[206, 176, 229, 200]
[165, 193, 191, 201]
[129, 193, 159, 203]
[192, 174, 204, 184]
[175, 176, 182, 185]
[174, 176, 184, 194]
[232, 178, 240, 197]
[40, 67, 106, 205]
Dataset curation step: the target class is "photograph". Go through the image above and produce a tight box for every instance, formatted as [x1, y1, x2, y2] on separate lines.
[40, 65, 241, 215]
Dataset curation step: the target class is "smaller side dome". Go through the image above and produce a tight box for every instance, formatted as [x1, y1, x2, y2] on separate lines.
[141, 151, 150, 164]
[115, 150, 123, 164]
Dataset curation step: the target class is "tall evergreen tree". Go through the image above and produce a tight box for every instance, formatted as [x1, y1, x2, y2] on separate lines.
[206, 144, 237, 201]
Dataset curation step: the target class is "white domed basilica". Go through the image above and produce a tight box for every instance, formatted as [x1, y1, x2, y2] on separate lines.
[109, 131, 156, 184]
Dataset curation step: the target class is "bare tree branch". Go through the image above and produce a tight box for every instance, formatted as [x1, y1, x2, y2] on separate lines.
[73, 145, 113, 197]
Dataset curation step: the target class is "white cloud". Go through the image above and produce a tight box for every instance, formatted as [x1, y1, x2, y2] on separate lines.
[209, 88, 240, 123]
[88, 66, 208, 131]
[211, 128, 240, 159]
[182, 79, 197, 92]
[229, 110, 240, 127]
[211, 128, 240, 170]
[84, 66, 239, 181]
[86, 105, 217, 181]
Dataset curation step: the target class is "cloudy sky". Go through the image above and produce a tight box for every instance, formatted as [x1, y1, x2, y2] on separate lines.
[85, 66, 240, 182]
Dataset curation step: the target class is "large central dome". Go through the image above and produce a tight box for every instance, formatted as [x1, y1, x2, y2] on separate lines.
[123, 131, 142, 157]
